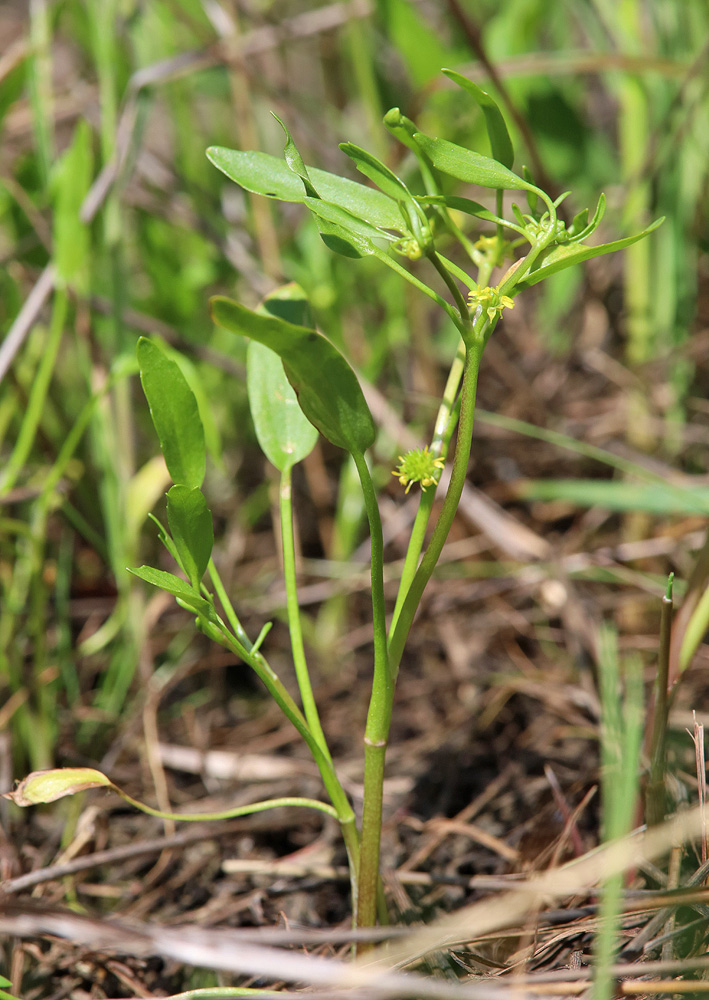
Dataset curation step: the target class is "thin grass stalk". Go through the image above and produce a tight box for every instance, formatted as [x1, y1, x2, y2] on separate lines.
[646, 574, 674, 826]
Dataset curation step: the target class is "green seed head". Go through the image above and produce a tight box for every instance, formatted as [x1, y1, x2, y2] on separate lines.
[392, 446, 445, 494]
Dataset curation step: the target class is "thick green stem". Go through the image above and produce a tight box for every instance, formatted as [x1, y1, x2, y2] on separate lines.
[351, 450, 391, 929]
[280, 465, 332, 762]
[388, 337, 484, 679]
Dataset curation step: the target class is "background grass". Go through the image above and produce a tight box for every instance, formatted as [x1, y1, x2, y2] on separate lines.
[2, 0, 709, 992]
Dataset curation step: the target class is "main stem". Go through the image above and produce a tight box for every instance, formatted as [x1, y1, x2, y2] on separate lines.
[352, 450, 391, 929]
[388, 336, 484, 679]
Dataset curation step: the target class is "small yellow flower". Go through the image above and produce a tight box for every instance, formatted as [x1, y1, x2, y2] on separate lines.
[467, 285, 514, 323]
[392, 447, 445, 494]
[474, 235, 498, 253]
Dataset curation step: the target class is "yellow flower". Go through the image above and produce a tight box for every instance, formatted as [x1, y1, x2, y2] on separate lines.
[467, 284, 514, 323]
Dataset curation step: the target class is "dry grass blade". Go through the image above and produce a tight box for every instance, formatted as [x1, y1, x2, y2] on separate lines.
[2, 808, 708, 996]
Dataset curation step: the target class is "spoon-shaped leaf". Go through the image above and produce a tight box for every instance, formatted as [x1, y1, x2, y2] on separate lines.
[442, 69, 514, 169]
[166, 484, 213, 590]
[206, 147, 406, 233]
[248, 340, 319, 470]
[211, 296, 376, 455]
[137, 337, 205, 489]
[412, 131, 533, 191]
[247, 285, 319, 471]
[515, 217, 665, 290]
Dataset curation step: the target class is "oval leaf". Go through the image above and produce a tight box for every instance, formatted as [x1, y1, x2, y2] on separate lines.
[4, 767, 113, 806]
[137, 337, 206, 489]
[206, 147, 406, 233]
[442, 69, 514, 168]
[248, 288, 319, 471]
[248, 340, 318, 470]
[412, 131, 532, 191]
[211, 296, 375, 455]
[166, 484, 214, 589]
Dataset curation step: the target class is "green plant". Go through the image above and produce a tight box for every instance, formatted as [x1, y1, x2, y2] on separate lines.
[5, 72, 662, 931]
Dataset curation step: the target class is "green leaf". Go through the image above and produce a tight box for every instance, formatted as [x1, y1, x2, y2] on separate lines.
[272, 113, 319, 198]
[137, 337, 206, 489]
[566, 194, 606, 243]
[339, 141, 431, 248]
[442, 69, 514, 168]
[339, 141, 417, 215]
[261, 280, 314, 328]
[210, 296, 376, 455]
[166, 484, 214, 589]
[515, 217, 665, 290]
[206, 147, 406, 233]
[51, 118, 93, 290]
[420, 193, 506, 226]
[247, 286, 319, 471]
[301, 198, 461, 323]
[128, 565, 214, 616]
[413, 131, 532, 191]
[303, 196, 399, 257]
[248, 340, 318, 470]
[161, 346, 222, 471]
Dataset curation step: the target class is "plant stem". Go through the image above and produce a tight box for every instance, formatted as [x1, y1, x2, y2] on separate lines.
[207, 558, 252, 652]
[352, 450, 391, 928]
[428, 250, 469, 324]
[389, 341, 466, 639]
[280, 464, 332, 762]
[388, 335, 484, 679]
[200, 618, 360, 884]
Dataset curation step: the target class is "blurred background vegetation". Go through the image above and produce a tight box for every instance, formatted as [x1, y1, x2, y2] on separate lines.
[1, 0, 708, 784]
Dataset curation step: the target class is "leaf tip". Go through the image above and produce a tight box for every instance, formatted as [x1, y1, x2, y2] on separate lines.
[4, 768, 113, 807]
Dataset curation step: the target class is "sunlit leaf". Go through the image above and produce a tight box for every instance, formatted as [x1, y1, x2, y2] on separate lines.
[413, 132, 532, 191]
[137, 337, 206, 489]
[442, 69, 514, 168]
[339, 142, 416, 216]
[515, 217, 665, 290]
[206, 147, 406, 232]
[247, 286, 319, 471]
[211, 296, 376, 455]
[128, 565, 213, 616]
[166, 484, 214, 589]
